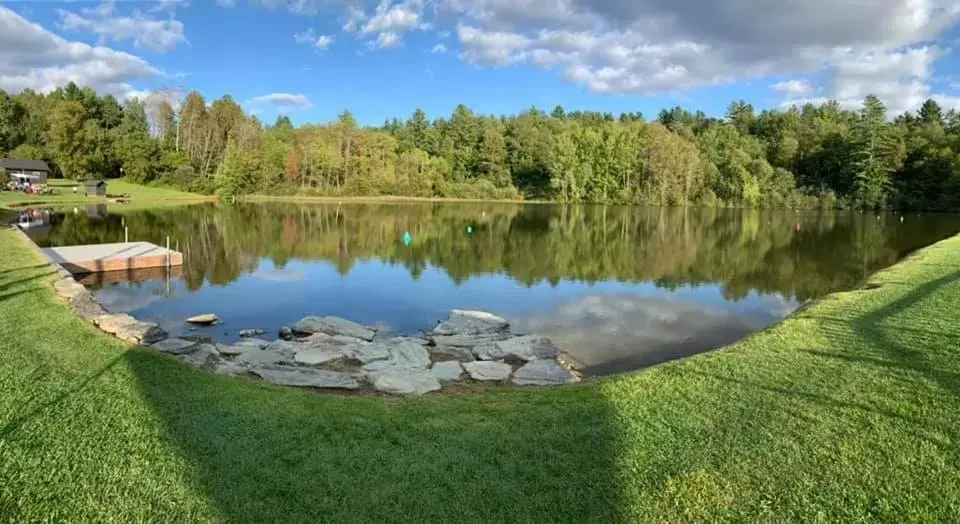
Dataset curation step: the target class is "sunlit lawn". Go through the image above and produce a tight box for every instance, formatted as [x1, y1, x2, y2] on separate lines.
[0, 178, 207, 208]
[1, 226, 958, 522]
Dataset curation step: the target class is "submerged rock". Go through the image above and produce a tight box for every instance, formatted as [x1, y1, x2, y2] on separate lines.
[239, 329, 265, 338]
[433, 310, 509, 336]
[371, 368, 441, 396]
[186, 313, 219, 325]
[251, 365, 360, 389]
[512, 359, 580, 386]
[152, 337, 200, 355]
[180, 333, 213, 344]
[292, 316, 376, 341]
[430, 361, 463, 382]
[462, 360, 513, 381]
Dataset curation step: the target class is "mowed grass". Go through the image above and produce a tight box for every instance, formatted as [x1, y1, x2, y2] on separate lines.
[1, 228, 959, 522]
[0, 178, 208, 208]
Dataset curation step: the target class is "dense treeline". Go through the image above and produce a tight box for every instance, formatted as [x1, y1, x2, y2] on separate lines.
[3, 82, 960, 209]
[35, 203, 960, 301]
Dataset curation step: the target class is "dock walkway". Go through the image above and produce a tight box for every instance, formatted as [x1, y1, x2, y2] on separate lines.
[41, 242, 183, 274]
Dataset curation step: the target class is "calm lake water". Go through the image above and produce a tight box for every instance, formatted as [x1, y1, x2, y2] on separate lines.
[26, 203, 960, 376]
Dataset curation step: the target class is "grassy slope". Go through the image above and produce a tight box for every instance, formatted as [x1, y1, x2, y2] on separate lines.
[0, 178, 208, 208]
[1, 228, 958, 522]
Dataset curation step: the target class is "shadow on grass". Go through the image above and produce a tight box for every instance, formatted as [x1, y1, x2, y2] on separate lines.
[852, 270, 960, 398]
[123, 351, 630, 522]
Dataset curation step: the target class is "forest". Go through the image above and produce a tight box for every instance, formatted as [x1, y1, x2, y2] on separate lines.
[2, 82, 960, 210]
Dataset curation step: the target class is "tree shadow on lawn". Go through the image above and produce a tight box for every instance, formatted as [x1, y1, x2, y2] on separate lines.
[123, 349, 791, 522]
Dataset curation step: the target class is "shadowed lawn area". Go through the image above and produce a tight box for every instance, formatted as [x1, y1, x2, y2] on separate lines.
[0, 178, 208, 208]
[1, 226, 959, 521]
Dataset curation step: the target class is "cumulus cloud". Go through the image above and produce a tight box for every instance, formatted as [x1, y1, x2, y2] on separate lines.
[772, 80, 816, 97]
[431, 43, 447, 53]
[445, 0, 960, 113]
[249, 92, 313, 110]
[294, 28, 334, 50]
[372, 30, 401, 49]
[57, 1, 189, 53]
[345, 0, 431, 49]
[0, 6, 162, 98]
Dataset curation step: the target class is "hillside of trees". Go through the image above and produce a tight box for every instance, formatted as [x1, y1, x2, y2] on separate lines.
[2, 82, 960, 209]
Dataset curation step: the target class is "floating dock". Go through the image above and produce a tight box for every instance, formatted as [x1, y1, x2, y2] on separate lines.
[41, 242, 183, 275]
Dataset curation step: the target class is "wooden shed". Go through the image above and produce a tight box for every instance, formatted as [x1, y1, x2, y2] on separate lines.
[0, 158, 50, 185]
[84, 180, 107, 196]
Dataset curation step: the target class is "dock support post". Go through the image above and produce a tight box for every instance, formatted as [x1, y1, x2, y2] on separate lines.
[166, 236, 171, 268]
[124, 227, 128, 244]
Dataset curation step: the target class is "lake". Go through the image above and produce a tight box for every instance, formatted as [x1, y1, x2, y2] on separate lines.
[25, 203, 960, 376]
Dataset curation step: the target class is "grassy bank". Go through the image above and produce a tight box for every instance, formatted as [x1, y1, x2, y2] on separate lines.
[0, 178, 210, 209]
[1, 227, 959, 522]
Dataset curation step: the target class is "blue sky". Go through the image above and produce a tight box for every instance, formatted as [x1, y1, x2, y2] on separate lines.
[2, 0, 960, 125]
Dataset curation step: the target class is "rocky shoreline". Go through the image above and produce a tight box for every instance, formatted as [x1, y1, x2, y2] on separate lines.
[52, 274, 581, 396]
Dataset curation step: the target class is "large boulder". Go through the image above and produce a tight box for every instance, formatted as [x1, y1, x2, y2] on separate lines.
[430, 361, 463, 382]
[371, 368, 441, 396]
[152, 338, 200, 355]
[292, 316, 376, 341]
[512, 360, 580, 386]
[433, 310, 509, 336]
[462, 361, 513, 381]
[251, 365, 360, 389]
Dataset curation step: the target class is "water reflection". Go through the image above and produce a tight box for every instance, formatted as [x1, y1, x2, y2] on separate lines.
[28, 203, 960, 375]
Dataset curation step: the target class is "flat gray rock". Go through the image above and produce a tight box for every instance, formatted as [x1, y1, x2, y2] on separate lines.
[512, 359, 581, 386]
[463, 360, 513, 381]
[494, 336, 561, 362]
[291, 316, 376, 341]
[218, 338, 267, 356]
[347, 343, 391, 364]
[433, 310, 509, 336]
[431, 332, 510, 348]
[430, 361, 463, 382]
[70, 293, 106, 324]
[264, 340, 302, 356]
[429, 345, 476, 362]
[372, 368, 441, 396]
[294, 347, 350, 366]
[212, 360, 249, 376]
[152, 338, 200, 355]
[180, 344, 219, 367]
[239, 347, 290, 366]
[385, 336, 429, 346]
[180, 333, 213, 344]
[252, 365, 360, 389]
[54, 278, 87, 300]
[119, 321, 167, 345]
[472, 343, 506, 361]
[97, 313, 139, 334]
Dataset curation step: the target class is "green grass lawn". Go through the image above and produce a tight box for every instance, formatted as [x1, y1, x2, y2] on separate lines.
[1, 227, 959, 522]
[0, 178, 208, 208]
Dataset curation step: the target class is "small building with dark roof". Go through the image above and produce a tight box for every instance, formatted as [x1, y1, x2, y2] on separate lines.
[84, 180, 107, 196]
[0, 159, 50, 185]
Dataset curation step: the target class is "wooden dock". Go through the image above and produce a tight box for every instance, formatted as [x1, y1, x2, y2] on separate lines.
[41, 242, 183, 275]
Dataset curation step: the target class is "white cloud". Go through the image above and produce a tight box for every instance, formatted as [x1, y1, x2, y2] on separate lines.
[0, 6, 162, 98]
[431, 43, 447, 53]
[249, 92, 313, 110]
[372, 31, 401, 49]
[772, 80, 816, 97]
[57, 2, 188, 53]
[446, 0, 960, 113]
[360, 0, 424, 34]
[216, 0, 320, 16]
[294, 28, 334, 50]
[152, 0, 189, 12]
